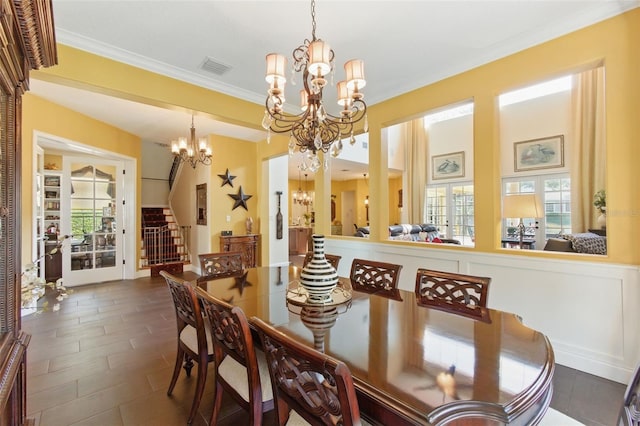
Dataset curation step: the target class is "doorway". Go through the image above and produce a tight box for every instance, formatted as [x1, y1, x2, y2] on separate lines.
[35, 133, 136, 286]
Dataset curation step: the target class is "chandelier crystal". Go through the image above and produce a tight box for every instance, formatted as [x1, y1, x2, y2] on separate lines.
[171, 115, 212, 169]
[262, 0, 368, 171]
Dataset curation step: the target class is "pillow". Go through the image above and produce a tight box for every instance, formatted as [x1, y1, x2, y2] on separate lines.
[421, 224, 438, 233]
[561, 233, 607, 255]
[431, 237, 442, 243]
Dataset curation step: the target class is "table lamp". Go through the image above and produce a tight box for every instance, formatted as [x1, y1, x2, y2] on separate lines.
[502, 194, 543, 249]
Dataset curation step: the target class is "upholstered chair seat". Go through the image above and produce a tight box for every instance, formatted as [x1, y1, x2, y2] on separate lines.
[217, 348, 274, 404]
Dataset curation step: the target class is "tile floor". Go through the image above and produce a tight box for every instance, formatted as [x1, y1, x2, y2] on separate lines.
[22, 270, 626, 425]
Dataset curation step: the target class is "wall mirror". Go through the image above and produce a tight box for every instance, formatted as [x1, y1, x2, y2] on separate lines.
[499, 66, 607, 255]
[196, 183, 207, 225]
[384, 101, 475, 246]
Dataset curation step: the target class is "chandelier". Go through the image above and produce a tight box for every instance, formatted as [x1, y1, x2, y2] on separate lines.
[261, 0, 368, 173]
[171, 115, 212, 169]
[293, 172, 313, 206]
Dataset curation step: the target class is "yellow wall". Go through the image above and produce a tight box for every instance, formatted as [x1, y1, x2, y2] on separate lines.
[22, 94, 142, 268]
[210, 136, 259, 239]
[30, 8, 640, 266]
[388, 177, 402, 225]
[363, 8, 639, 264]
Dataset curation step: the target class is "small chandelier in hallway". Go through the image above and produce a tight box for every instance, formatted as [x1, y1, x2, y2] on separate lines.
[293, 172, 313, 206]
[171, 115, 212, 169]
[261, 0, 368, 173]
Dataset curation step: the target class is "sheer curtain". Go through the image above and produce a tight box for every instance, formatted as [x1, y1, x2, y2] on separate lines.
[402, 117, 429, 224]
[571, 66, 606, 232]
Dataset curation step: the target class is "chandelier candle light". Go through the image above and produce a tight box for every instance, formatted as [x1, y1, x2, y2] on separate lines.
[171, 114, 213, 169]
[262, 0, 368, 173]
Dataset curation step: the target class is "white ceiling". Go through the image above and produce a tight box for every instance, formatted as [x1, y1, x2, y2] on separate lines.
[30, 0, 639, 180]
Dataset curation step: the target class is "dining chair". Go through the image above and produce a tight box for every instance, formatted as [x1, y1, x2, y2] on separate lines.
[197, 251, 244, 283]
[302, 251, 342, 270]
[349, 258, 403, 301]
[161, 271, 213, 425]
[195, 287, 274, 425]
[414, 268, 491, 320]
[619, 362, 640, 425]
[251, 317, 366, 426]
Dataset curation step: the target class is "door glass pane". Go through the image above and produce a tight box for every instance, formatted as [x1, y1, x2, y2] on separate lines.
[69, 163, 118, 271]
[426, 186, 447, 229]
[452, 184, 474, 245]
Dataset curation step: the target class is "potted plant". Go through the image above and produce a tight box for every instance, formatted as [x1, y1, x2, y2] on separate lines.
[593, 189, 606, 228]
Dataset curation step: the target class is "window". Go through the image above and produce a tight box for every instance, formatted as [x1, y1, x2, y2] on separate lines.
[503, 174, 571, 242]
[426, 182, 474, 246]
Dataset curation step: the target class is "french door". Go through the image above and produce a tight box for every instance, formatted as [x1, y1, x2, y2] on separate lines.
[62, 157, 124, 286]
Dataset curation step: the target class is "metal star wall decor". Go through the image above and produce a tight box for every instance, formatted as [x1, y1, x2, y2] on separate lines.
[217, 168, 236, 187]
[228, 186, 252, 211]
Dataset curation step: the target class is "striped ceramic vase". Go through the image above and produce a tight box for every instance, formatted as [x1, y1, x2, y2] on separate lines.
[300, 234, 338, 303]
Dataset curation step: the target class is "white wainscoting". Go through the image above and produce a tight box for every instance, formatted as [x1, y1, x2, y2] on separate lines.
[324, 238, 640, 384]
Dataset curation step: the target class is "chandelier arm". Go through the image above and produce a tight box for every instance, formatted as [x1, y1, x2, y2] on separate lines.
[267, 109, 314, 134]
[292, 41, 311, 72]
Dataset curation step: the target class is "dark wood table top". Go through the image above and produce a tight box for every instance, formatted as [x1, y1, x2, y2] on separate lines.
[198, 266, 554, 425]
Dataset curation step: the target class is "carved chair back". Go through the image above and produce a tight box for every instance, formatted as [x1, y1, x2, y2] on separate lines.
[160, 271, 212, 424]
[195, 287, 273, 424]
[349, 258, 403, 301]
[197, 251, 243, 283]
[619, 362, 640, 425]
[303, 251, 342, 270]
[415, 269, 491, 320]
[252, 317, 362, 426]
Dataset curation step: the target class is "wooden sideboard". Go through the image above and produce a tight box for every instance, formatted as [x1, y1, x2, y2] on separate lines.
[220, 234, 259, 268]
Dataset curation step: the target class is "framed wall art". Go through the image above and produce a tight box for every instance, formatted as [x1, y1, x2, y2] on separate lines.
[514, 135, 564, 172]
[196, 183, 207, 225]
[432, 151, 465, 180]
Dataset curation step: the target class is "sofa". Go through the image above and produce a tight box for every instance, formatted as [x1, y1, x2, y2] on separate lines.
[543, 232, 607, 255]
[354, 223, 461, 245]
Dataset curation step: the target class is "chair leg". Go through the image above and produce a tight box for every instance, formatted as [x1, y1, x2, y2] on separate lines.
[276, 397, 289, 426]
[167, 346, 185, 395]
[209, 380, 224, 426]
[187, 359, 208, 425]
[249, 400, 263, 426]
[183, 354, 194, 377]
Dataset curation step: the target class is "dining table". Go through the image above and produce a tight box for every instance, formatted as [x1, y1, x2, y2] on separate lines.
[196, 265, 555, 426]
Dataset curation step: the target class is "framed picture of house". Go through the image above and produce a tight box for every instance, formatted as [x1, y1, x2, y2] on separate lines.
[196, 183, 207, 225]
[432, 151, 465, 180]
[514, 135, 564, 172]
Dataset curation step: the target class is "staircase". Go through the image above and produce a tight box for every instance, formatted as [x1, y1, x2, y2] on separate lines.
[140, 207, 190, 276]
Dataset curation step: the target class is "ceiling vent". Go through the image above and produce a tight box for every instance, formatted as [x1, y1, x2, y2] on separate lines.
[201, 57, 231, 76]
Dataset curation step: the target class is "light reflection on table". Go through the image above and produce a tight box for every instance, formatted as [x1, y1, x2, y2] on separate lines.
[197, 266, 554, 425]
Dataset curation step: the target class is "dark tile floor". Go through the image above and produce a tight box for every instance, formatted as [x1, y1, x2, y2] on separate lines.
[22, 269, 626, 425]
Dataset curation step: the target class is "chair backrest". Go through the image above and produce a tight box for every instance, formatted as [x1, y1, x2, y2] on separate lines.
[161, 270, 206, 344]
[197, 251, 243, 282]
[252, 317, 362, 426]
[303, 251, 342, 270]
[619, 362, 640, 426]
[415, 268, 491, 320]
[194, 286, 262, 388]
[349, 258, 403, 301]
